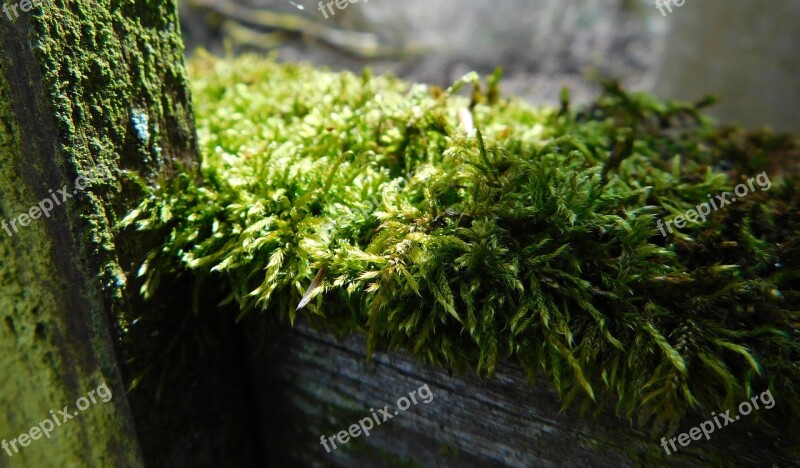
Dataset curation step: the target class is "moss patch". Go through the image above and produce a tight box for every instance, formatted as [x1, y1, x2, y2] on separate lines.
[128, 51, 800, 435]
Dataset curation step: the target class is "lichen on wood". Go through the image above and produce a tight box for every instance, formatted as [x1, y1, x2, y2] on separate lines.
[0, 0, 201, 465]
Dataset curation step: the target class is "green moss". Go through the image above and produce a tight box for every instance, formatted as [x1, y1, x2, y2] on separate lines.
[128, 51, 800, 435]
[0, 46, 128, 468]
[28, 0, 198, 303]
[0, 56, 65, 468]
[1, 0, 198, 465]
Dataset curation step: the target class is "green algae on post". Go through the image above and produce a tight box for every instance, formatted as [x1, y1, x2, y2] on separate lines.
[1, 0, 199, 463]
[126, 51, 800, 435]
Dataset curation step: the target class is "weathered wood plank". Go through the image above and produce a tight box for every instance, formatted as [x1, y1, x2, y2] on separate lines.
[250, 319, 798, 467]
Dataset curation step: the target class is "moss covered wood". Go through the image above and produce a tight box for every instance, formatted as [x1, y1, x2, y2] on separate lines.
[130, 53, 800, 464]
[0, 0, 200, 465]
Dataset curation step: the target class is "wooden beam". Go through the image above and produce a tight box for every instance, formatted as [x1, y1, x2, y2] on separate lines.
[250, 320, 799, 466]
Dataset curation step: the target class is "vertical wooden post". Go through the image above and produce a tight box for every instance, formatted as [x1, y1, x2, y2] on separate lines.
[0, 0, 198, 465]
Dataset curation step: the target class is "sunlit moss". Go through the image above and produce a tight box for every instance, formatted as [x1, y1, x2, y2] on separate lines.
[127, 51, 800, 435]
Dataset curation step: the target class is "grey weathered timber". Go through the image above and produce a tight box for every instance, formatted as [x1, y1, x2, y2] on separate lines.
[250, 320, 799, 467]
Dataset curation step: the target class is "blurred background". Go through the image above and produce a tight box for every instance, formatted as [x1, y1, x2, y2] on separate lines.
[179, 0, 800, 131]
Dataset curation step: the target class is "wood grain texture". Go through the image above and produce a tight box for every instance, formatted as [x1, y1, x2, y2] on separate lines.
[250, 319, 799, 467]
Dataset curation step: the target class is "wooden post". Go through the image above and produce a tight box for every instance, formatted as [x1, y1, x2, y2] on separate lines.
[0, 0, 198, 465]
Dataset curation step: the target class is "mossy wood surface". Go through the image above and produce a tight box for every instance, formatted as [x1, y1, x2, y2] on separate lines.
[252, 320, 797, 467]
[0, 0, 199, 465]
[128, 53, 800, 465]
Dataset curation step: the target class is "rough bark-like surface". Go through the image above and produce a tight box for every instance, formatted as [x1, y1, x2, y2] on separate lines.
[0, 0, 204, 465]
[250, 320, 799, 467]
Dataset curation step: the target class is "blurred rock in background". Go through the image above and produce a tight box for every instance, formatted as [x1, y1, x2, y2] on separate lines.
[180, 0, 799, 131]
[655, 0, 800, 132]
[180, 0, 660, 105]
